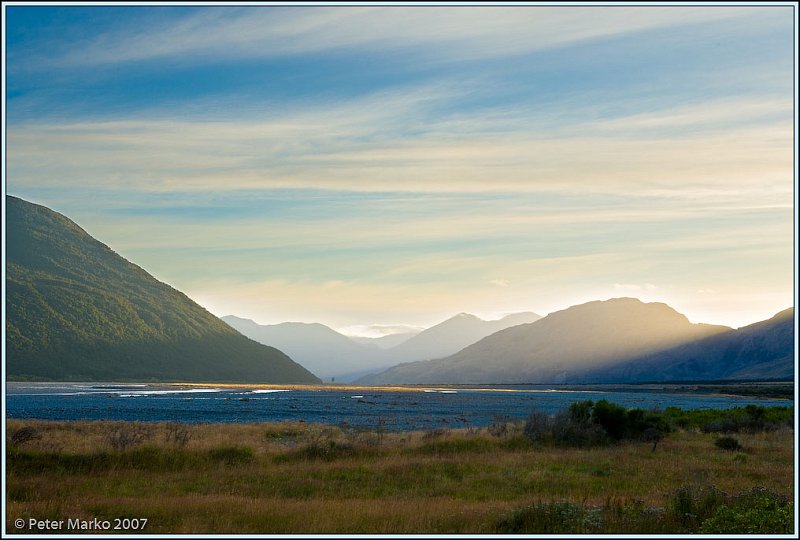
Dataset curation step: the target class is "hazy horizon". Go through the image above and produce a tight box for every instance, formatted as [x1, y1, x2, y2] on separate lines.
[4, 4, 795, 332]
[219, 297, 791, 339]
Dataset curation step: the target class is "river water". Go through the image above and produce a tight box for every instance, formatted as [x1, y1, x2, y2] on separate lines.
[6, 382, 792, 432]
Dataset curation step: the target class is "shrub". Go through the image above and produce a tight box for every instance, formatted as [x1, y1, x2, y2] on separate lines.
[700, 487, 792, 534]
[714, 436, 742, 452]
[487, 415, 511, 437]
[552, 409, 608, 448]
[10, 426, 41, 446]
[523, 401, 668, 448]
[592, 400, 629, 440]
[164, 423, 191, 447]
[106, 424, 150, 451]
[523, 412, 553, 444]
[694, 405, 792, 434]
[569, 400, 594, 424]
[701, 418, 739, 434]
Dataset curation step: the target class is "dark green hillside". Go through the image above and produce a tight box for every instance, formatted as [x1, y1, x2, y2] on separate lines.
[6, 195, 320, 383]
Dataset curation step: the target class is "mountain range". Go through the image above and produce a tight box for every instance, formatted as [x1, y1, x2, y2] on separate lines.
[223, 311, 542, 381]
[357, 298, 794, 385]
[6, 195, 320, 383]
[6, 195, 793, 386]
[579, 307, 795, 383]
[221, 316, 382, 381]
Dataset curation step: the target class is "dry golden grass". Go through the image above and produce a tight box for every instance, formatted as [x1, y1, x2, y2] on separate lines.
[6, 419, 794, 534]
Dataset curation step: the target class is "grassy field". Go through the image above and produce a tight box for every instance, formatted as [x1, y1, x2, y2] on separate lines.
[6, 415, 795, 534]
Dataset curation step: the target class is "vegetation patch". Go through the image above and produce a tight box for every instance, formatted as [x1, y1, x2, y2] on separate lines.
[495, 485, 792, 534]
[664, 404, 792, 433]
[714, 436, 742, 452]
[274, 440, 376, 463]
[700, 487, 793, 534]
[6, 404, 793, 534]
[523, 399, 671, 449]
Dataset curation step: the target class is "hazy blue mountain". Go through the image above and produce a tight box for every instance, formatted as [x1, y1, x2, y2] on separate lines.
[6, 195, 320, 384]
[358, 298, 732, 384]
[382, 311, 543, 364]
[224, 311, 542, 381]
[583, 307, 794, 382]
[222, 315, 391, 380]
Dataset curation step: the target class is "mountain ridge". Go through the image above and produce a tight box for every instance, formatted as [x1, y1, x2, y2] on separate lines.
[6, 195, 320, 383]
[221, 315, 383, 380]
[223, 311, 543, 381]
[382, 310, 542, 364]
[579, 307, 795, 383]
[357, 298, 740, 384]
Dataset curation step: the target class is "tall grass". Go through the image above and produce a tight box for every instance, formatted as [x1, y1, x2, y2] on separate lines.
[6, 412, 794, 534]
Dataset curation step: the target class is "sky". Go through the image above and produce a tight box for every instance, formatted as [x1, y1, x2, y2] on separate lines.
[3, 2, 796, 334]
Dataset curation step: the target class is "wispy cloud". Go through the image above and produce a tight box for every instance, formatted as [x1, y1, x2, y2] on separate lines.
[8, 93, 792, 201]
[15, 6, 770, 70]
[5, 5, 793, 330]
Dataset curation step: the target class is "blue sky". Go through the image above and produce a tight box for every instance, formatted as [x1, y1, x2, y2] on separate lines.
[4, 3, 796, 333]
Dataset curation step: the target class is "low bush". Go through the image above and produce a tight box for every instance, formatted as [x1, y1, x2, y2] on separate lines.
[487, 415, 512, 437]
[523, 400, 670, 448]
[714, 436, 742, 452]
[106, 424, 150, 451]
[700, 487, 793, 534]
[10, 426, 41, 446]
[665, 405, 793, 434]
[164, 423, 191, 447]
[494, 485, 789, 534]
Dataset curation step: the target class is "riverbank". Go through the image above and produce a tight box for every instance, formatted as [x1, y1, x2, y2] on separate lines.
[174, 380, 795, 399]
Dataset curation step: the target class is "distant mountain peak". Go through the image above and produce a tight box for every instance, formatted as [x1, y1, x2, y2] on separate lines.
[221, 315, 258, 325]
[359, 297, 741, 385]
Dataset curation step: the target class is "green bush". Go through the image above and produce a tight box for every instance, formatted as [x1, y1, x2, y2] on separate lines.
[523, 412, 554, 444]
[552, 409, 608, 448]
[700, 487, 792, 534]
[714, 436, 742, 452]
[664, 405, 793, 434]
[494, 486, 792, 534]
[524, 401, 670, 448]
[592, 400, 629, 440]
